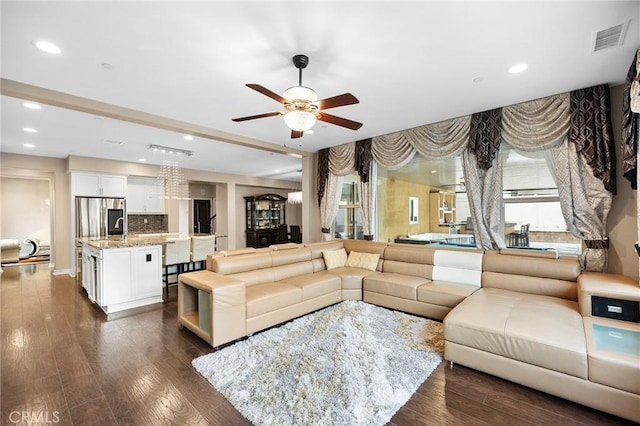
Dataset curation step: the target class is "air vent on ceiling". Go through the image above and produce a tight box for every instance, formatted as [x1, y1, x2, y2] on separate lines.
[104, 139, 123, 145]
[594, 22, 628, 52]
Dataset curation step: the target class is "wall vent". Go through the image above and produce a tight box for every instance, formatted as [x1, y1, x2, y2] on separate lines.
[594, 22, 628, 52]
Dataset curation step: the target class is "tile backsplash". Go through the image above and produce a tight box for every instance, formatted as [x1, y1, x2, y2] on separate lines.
[127, 214, 168, 234]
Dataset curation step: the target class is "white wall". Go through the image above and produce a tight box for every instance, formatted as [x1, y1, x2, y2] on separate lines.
[0, 177, 51, 245]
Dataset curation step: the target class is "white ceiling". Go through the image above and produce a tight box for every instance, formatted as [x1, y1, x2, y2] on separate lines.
[1, 1, 639, 182]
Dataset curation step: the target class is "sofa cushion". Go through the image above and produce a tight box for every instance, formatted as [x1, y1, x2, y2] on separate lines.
[417, 281, 479, 308]
[346, 251, 380, 272]
[245, 282, 302, 318]
[322, 248, 348, 270]
[281, 271, 341, 301]
[444, 288, 587, 379]
[364, 272, 430, 300]
[327, 266, 377, 289]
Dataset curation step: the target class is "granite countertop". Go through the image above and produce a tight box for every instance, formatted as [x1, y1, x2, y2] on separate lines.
[77, 235, 172, 249]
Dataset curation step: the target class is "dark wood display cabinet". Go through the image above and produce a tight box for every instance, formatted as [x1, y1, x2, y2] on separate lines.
[245, 194, 287, 248]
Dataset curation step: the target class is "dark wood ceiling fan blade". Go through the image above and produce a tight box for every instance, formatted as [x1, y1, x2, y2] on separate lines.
[246, 84, 287, 104]
[232, 111, 281, 122]
[317, 112, 363, 130]
[316, 93, 359, 110]
[291, 130, 304, 139]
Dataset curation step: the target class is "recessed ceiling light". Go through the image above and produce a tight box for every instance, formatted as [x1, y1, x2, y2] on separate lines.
[101, 63, 113, 70]
[138, 158, 147, 162]
[304, 129, 314, 134]
[472, 77, 484, 83]
[183, 135, 194, 141]
[431, 170, 437, 174]
[23, 102, 42, 110]
[23, 143, 36, 148]
[33, 40, 61, 54]
[23, 127, 38, 133]
[508, 63, 528, 74]
[275, 169, 281, 173]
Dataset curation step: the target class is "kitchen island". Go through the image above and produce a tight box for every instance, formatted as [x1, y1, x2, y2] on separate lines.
[78, 235, 169, 314]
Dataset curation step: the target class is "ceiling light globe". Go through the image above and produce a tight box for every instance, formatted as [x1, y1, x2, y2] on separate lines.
[283, 86, 318, 102]
[508, 63, 528, 74]
[34, 40, 61, 54]
[284, 111, 317, 132]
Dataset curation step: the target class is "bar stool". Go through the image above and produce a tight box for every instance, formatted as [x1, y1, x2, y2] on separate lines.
[508, 224, 530, 247]
[190, 235, 215, 271]
[163, 237, 191, 298]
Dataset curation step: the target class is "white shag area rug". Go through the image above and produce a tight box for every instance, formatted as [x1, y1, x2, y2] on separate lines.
[192, 301, 444, 426]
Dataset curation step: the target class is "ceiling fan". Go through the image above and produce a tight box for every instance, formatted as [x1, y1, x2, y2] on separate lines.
[232, 54, 363, 139]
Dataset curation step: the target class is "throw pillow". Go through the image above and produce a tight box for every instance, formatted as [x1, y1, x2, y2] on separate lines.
[322, 248, 347, 270]
[346, 251, 380, 272]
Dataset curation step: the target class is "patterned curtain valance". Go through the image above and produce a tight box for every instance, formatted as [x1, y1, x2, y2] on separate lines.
[328, 142, 355, 176]
[355, 138, 373, 183]
[622, 49, 639, 189]
[371, 132, 415, 169]
[407, 116, 470, 159]
[318, 83, 617, 203]
[570, 84, 616, 194]
[371, 116, 470, 169]
[317, 148, 330, 207]
[502, 93, 570, 150]
[469, 108, 502, 170]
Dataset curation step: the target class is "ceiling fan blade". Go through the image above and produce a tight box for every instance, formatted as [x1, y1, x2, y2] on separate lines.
[246, 84, 287, 104]
[316, 93, 359, 110]
[291, 130, 304, 139]
[232, 112, 281, 122]
[317, 112, 363, 130]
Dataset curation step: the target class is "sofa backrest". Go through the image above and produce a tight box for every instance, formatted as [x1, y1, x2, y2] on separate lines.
[208, 246, 314, 287]
[382, 244, 436, 278]
[271, 247, 313, 281]
[482, 250, 581, 300]
[432, 250, 484, 286]
[305, 241, 346, 272]
[382, 243, 484, 282]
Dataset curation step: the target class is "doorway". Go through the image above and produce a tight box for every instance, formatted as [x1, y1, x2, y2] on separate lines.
[193, 199, 212, 234]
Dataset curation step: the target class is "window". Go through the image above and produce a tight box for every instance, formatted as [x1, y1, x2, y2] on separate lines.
[502, 146, 580, 254]
[373, 146, 580, 254]
[334, 174, 363, 240]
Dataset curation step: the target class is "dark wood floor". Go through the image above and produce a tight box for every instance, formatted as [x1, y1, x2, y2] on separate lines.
[1, 264, 635, 426]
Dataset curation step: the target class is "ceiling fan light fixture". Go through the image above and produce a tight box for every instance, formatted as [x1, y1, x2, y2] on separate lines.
[284, 110, 317, 132]
[283, 86, 318, 102]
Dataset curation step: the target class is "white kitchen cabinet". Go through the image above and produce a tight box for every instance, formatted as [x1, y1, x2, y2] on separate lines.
[127, 176, 165, 213]
[80, 242, 163, 313]
[81, 245, 101, 303]
[102, 249, 134, 305]
[73, 172, 127, 197]
[132, 245, 163, 298]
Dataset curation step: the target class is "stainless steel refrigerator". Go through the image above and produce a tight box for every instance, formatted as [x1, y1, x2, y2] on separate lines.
[75, 197, 126, 277]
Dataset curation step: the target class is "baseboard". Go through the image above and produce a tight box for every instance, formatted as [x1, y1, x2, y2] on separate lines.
[52, 268, 70, 276]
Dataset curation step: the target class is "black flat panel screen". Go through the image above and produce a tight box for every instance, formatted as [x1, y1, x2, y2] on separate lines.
[592, 296, 640, 323]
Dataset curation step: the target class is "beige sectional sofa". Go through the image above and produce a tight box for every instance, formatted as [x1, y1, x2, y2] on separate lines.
[178, 240, 640, 423]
